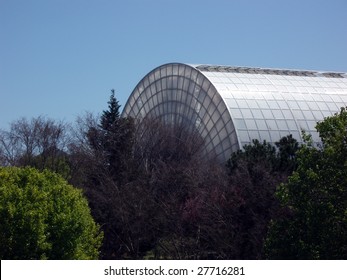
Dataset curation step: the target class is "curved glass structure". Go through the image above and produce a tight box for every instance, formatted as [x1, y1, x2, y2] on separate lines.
[122, 63, 347, 162]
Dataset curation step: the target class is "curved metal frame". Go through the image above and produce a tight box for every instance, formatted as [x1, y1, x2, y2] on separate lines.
[123, 63, 347, 161]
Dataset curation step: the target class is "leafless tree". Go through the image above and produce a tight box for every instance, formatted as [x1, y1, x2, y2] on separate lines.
[0, 116, 70, 173]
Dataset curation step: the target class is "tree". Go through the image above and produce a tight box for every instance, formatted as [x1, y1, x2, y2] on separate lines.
[0, 116, 71, 179]
[0, 167, 103, 259]
[265, 107, 347, 259]
[221, 136, 299, 259]
[100, 89, 121, 130]
[133, 118, 225, 259]
[227, 135, 299, 177]
[125, 126, 300, 259]
[69, 90, 136, 259]
[86, 89, 134, 185]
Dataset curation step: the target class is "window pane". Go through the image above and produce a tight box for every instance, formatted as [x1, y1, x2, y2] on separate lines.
[256, 119, 267, 130]
[241, 109, 253, 118]
[277, 120, 288, 130]
[245, 119, 257, 130]
[287, 120, 297, 130]
[252, 109, 264, 119]
[266, 120, 278, 130]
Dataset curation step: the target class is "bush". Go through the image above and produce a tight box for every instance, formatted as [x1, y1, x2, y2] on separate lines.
[0, 167, 103, 259]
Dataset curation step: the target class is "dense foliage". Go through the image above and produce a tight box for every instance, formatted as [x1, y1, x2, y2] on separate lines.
[0, 167, 102, 259]
[265, 108, 347, 259]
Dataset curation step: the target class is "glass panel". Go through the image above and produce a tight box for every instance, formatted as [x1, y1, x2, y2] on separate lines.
[241, 109, 253, 118]
[210, 126, 218, 139]
[182, 78, 189, 92]
[212, 134, 220, 146]
[230, 130, 238, 145]
[282, 110, 293, 119]
[206, 119, 214, 131]
[297, 101, 310, 110]
[269, 131, 281, 142]
[292, 110, 304, 119]
[236, 99, 248, 108]
[321, 111, 333, 118]
[259, 130, 272, 142]
[177, 77, 184, 89]
[287, 120, 297, 130]
[202, 79, 210, 92]
[221, 110, 231, 124]
[143, 101, 150, 113]
[221, 137, 231, 150]
[266, 120, 278, 130]
[307, 120, 318, 130]
[298, 120, 309, 131]
[306, 101, 318, 110]
[150, 84, 156, 96]
[267, 100, 279, 109]
[327, 102, 339, 111]
[215, 119, 224, 132]
[160, 66, 167, 77]
[160, 77, 167, 89]
[234, 119, 246, 129]
[225, 98, 238, 108]
[321, 94, 333, 102]
[290, 131, 302, 142]
[202, 96, 212, 111]
[252, 109, 264, 119]
[173, 76, 178, 88]
[277, 120, 288, 130]
[272, 110, 284, 119]
[303, 110, 314, 119]
[215, 143, 223, 156]
[172, 64, 178, 75]
[288, 100, 300, 110]
[190, 68, 198, 82]
[230, 109, 243, 118]
[249, 130, 260, 141]
[212, 91, 221, 105]
[245, 119, 257, 130]
[238, 130, 250, 142]
[246, 99, 259, 108]
[262, 110, 274, 118]
[277, 100, 289, 109]
[256, 119, 267, 130]
[217, 99, 227, 113]
[312, 110, 324, 120]
[257, 100, 269, 109]
[212, 110, 220, 123]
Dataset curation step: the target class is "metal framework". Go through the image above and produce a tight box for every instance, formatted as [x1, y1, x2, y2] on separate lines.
[122, 63, 347, 162]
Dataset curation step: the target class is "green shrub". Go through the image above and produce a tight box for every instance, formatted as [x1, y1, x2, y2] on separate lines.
[0, 167, 103, 259]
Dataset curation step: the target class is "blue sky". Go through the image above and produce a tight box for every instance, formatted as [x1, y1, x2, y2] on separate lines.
[1, 0, 346, 129]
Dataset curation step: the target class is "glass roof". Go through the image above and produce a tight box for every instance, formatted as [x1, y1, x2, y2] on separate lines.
[193, 64, 347, 149]
[122, 63, 347, 162]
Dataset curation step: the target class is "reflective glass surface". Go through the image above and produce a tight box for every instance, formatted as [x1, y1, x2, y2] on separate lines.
[200, 64, 347, 148]
[122, 63, 237, 162]
[123, 63, 347, 162]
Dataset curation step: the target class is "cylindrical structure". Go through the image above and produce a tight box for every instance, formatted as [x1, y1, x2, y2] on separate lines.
[122, 63, 347, 162]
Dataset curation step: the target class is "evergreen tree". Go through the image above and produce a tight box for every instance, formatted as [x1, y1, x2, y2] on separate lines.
[100, 89, 121, 131]
[82, 90, 135, 259]
[87, 89, 134, 185]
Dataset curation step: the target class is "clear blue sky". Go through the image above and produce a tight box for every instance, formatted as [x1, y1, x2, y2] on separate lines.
[1, 0, 346, 129]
